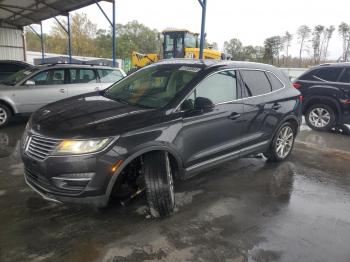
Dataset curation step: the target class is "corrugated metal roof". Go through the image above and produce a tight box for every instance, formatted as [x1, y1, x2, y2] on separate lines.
[0, 0, 108, 28]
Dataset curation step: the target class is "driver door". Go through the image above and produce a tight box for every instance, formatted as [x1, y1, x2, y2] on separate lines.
[175, 70, 244, 171]
[16, 68, 68, 113]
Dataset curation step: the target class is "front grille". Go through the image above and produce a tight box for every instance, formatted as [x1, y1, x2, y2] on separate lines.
[25, 135, 61, 161]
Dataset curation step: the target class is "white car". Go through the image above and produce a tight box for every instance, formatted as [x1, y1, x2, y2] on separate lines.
[0, 64, 126, 127]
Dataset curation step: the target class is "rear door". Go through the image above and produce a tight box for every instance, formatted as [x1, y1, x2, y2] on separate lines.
[97, 69, 124, 89]
[16, 68, 68, 113]
[177, 70, 244, 169]
[239, 69, 284, 153]
[66, 68, 100, 97]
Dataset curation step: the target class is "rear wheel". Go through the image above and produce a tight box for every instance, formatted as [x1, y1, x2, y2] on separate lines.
[305, 104, 336, 131]
[265, 122, 295, 162]
[0, 104, 11, 128]
[143, 151, 175, 217]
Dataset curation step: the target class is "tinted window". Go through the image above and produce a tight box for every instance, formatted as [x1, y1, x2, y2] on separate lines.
[339, 68, 350, 83]
[180, 71, 237, 111]
[195, 71, 237, 104]
[98, 69, 123, 83]
[69, 68, 97, 83]
[29, 69, 65, 85]
[267, 72, 284, 91]
[313, 67, 342, 82]
[105, 66, 198, 108]
[299, 69, 318, 81]
[240, 70, 272, 97]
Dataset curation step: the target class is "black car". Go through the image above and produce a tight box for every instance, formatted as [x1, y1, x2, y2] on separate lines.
[293, 63, 350, 131]
[0, 60, 32, 81]
[21, 60, 302, 217]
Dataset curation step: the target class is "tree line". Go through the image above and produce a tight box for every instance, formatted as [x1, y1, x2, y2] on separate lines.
[26, 13, 350, 68]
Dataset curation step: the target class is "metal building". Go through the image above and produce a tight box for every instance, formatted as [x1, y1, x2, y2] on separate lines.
[0, 25, 25, 61]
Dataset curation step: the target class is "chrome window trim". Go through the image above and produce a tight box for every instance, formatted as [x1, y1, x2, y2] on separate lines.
[175, 68, 286, 112]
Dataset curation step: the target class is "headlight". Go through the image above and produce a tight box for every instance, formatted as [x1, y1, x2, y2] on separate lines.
[53, 138, 112, 155]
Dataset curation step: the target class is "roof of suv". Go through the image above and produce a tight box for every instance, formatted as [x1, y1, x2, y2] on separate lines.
[153, 59, 276, 71]
[318, 62, 350, 67]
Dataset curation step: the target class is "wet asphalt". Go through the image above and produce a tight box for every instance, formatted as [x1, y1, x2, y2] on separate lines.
[0, 118, 350, 262]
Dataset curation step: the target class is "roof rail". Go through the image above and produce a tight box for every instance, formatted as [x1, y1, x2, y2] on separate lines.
[38, 62, 106, 67]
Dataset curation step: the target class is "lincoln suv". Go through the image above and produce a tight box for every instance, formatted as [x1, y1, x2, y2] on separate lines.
[21, 60, 302, 217]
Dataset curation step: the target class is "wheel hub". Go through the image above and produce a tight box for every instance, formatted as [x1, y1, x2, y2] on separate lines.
[309, 108, 330, 128]
[276, 126, 294, 159]
[0, 108, 7, 125]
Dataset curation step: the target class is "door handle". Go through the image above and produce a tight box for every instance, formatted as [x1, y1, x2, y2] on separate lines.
[95, 87, 100, 91]
[228, 112, 241, 120]
[271, 103, 282, 110]
[59, 88, 65, 93]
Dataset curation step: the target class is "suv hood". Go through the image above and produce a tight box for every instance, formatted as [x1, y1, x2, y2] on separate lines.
[31, 92, 159, 139]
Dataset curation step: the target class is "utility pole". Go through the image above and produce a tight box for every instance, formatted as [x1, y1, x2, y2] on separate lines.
[198, 0, 207, 59]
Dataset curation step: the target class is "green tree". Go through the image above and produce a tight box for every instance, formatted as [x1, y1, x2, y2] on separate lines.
[263, 36, 282, 65]
[322, 26, 335, 62]
[223, 38, 243, 60]
[312, 25, 325, 64]
[338, 22, 350, 61]
[283, 31, 293, 66]
[297, 25, 311, 67]
[116, 20, 160, 59]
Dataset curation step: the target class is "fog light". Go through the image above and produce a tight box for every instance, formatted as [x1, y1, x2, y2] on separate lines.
[52, 173, 95, 190]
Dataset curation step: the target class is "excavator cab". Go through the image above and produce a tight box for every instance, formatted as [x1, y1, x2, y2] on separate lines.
[162, 30, 199, 59]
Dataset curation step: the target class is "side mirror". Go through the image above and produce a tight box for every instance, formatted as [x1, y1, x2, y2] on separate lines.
[25, 80, 35, 86]
[194, 97, 215, 112]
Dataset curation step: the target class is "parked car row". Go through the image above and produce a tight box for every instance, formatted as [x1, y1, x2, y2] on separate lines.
[2, 58, 348, 217]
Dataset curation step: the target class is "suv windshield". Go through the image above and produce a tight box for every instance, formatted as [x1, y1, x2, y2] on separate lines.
[1, 67, 40, 86]
[105, 65, 199, 108]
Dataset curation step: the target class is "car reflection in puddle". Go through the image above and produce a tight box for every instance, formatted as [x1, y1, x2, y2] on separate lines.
[0, 122, 25, 160]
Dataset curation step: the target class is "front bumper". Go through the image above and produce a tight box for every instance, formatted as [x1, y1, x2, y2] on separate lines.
[21, 144, 123, 207]
[24, 174, 109, 207]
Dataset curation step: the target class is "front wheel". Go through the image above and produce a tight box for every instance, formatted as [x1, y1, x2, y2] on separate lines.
[0, 104, 11, 128]
[265, 122, 296, 162]
[143, 151, 175, 217]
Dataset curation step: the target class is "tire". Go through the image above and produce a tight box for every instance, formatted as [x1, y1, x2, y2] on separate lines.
[265, 122, 296, 162]
[305, 104, 336, 131]
[143, 151, 175, 217]
[0, 104, 11, 128]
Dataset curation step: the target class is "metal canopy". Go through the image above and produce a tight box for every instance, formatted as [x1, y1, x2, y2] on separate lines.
[0, 0, 110, 28]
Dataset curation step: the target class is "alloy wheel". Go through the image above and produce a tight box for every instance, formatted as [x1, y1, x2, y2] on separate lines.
[275, 126, 294, 159]
[308, 107, 331, 128]
[0, 107, 7, 125]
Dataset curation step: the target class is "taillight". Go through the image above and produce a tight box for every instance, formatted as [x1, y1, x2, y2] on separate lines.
[299, 95, 304, 102]
[341, 99, 350, 104]
[293, 82, 302, 89]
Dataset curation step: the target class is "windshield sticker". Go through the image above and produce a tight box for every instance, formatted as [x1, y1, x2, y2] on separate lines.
[179, 66, 201, 72]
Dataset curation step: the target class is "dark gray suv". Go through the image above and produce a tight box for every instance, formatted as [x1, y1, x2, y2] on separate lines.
[21, 60, 302, 217]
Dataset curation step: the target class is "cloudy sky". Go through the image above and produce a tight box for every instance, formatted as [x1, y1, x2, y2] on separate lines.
[42, 0, 350, 59]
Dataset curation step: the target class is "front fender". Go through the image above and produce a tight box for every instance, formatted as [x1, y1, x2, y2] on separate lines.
[104, 143, 184, 199]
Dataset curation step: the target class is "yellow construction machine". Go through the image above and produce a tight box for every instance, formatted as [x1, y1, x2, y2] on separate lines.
[131, 29, 229, 71]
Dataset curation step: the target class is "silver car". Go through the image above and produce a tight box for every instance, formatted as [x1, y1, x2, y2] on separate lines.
[0, 64, 126, 127]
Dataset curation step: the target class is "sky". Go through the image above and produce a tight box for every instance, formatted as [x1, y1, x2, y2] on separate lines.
[40, 0, 350, 60]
